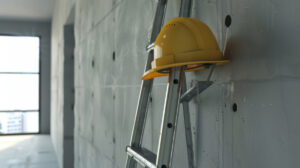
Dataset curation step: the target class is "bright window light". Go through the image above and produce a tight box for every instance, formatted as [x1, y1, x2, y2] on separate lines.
[0, 36, 39, 72]
[0, 36, 40, 134]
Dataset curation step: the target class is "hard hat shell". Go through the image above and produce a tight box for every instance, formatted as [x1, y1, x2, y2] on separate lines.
[142, 17, 229, 80]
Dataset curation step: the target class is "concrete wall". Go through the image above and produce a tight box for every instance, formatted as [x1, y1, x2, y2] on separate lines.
[51, 0, 300, 168]
[0, 20, 51, 134]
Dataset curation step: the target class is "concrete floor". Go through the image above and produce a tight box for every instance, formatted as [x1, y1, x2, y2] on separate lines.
[0, 135, 59, 168]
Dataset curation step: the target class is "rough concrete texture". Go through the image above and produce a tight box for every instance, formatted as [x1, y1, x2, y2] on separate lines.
[51, 0, 300, 168]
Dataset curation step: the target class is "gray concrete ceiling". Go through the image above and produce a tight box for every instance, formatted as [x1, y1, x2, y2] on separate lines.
[0, 0, 55, 21]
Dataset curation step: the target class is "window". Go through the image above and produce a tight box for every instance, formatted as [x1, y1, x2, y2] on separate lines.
[0, 35, 40, 134]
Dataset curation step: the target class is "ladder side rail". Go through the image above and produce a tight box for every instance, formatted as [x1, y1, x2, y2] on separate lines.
[181, 73, 195, 168]
[126, 0, 168, 167]
[179, 0, 192, 17]
[156, 67, 184, 168]
[179, 0, 195, 167]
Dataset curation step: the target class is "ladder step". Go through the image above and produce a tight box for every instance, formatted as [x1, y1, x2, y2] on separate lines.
[126, 146, 156, 168]
[146, 43, 154, 52]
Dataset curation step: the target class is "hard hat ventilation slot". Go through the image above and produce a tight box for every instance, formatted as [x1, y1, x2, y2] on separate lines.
[165, 23, 177, 28]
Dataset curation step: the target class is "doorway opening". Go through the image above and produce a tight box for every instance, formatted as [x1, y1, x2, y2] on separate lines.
[63, 6, 75, 167]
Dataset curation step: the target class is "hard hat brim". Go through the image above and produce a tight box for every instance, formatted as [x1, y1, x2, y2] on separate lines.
[142, 59, 229, 80]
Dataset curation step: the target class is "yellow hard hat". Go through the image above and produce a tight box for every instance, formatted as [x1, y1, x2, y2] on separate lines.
[142, 17, 229, 80]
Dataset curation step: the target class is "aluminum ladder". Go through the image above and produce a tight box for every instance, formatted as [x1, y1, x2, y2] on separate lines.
[125, 0, 211, 167]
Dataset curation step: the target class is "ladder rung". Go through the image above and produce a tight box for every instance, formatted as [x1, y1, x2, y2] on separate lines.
[126, 146, 156, 168]
[146, 43, 154, 52]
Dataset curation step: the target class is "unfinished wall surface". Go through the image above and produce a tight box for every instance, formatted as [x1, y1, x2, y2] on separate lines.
[0, 20, 51, 134]
[51, 0, 300, 168]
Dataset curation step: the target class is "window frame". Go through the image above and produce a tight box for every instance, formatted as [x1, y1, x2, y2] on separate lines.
[0, 34, 41, 136]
